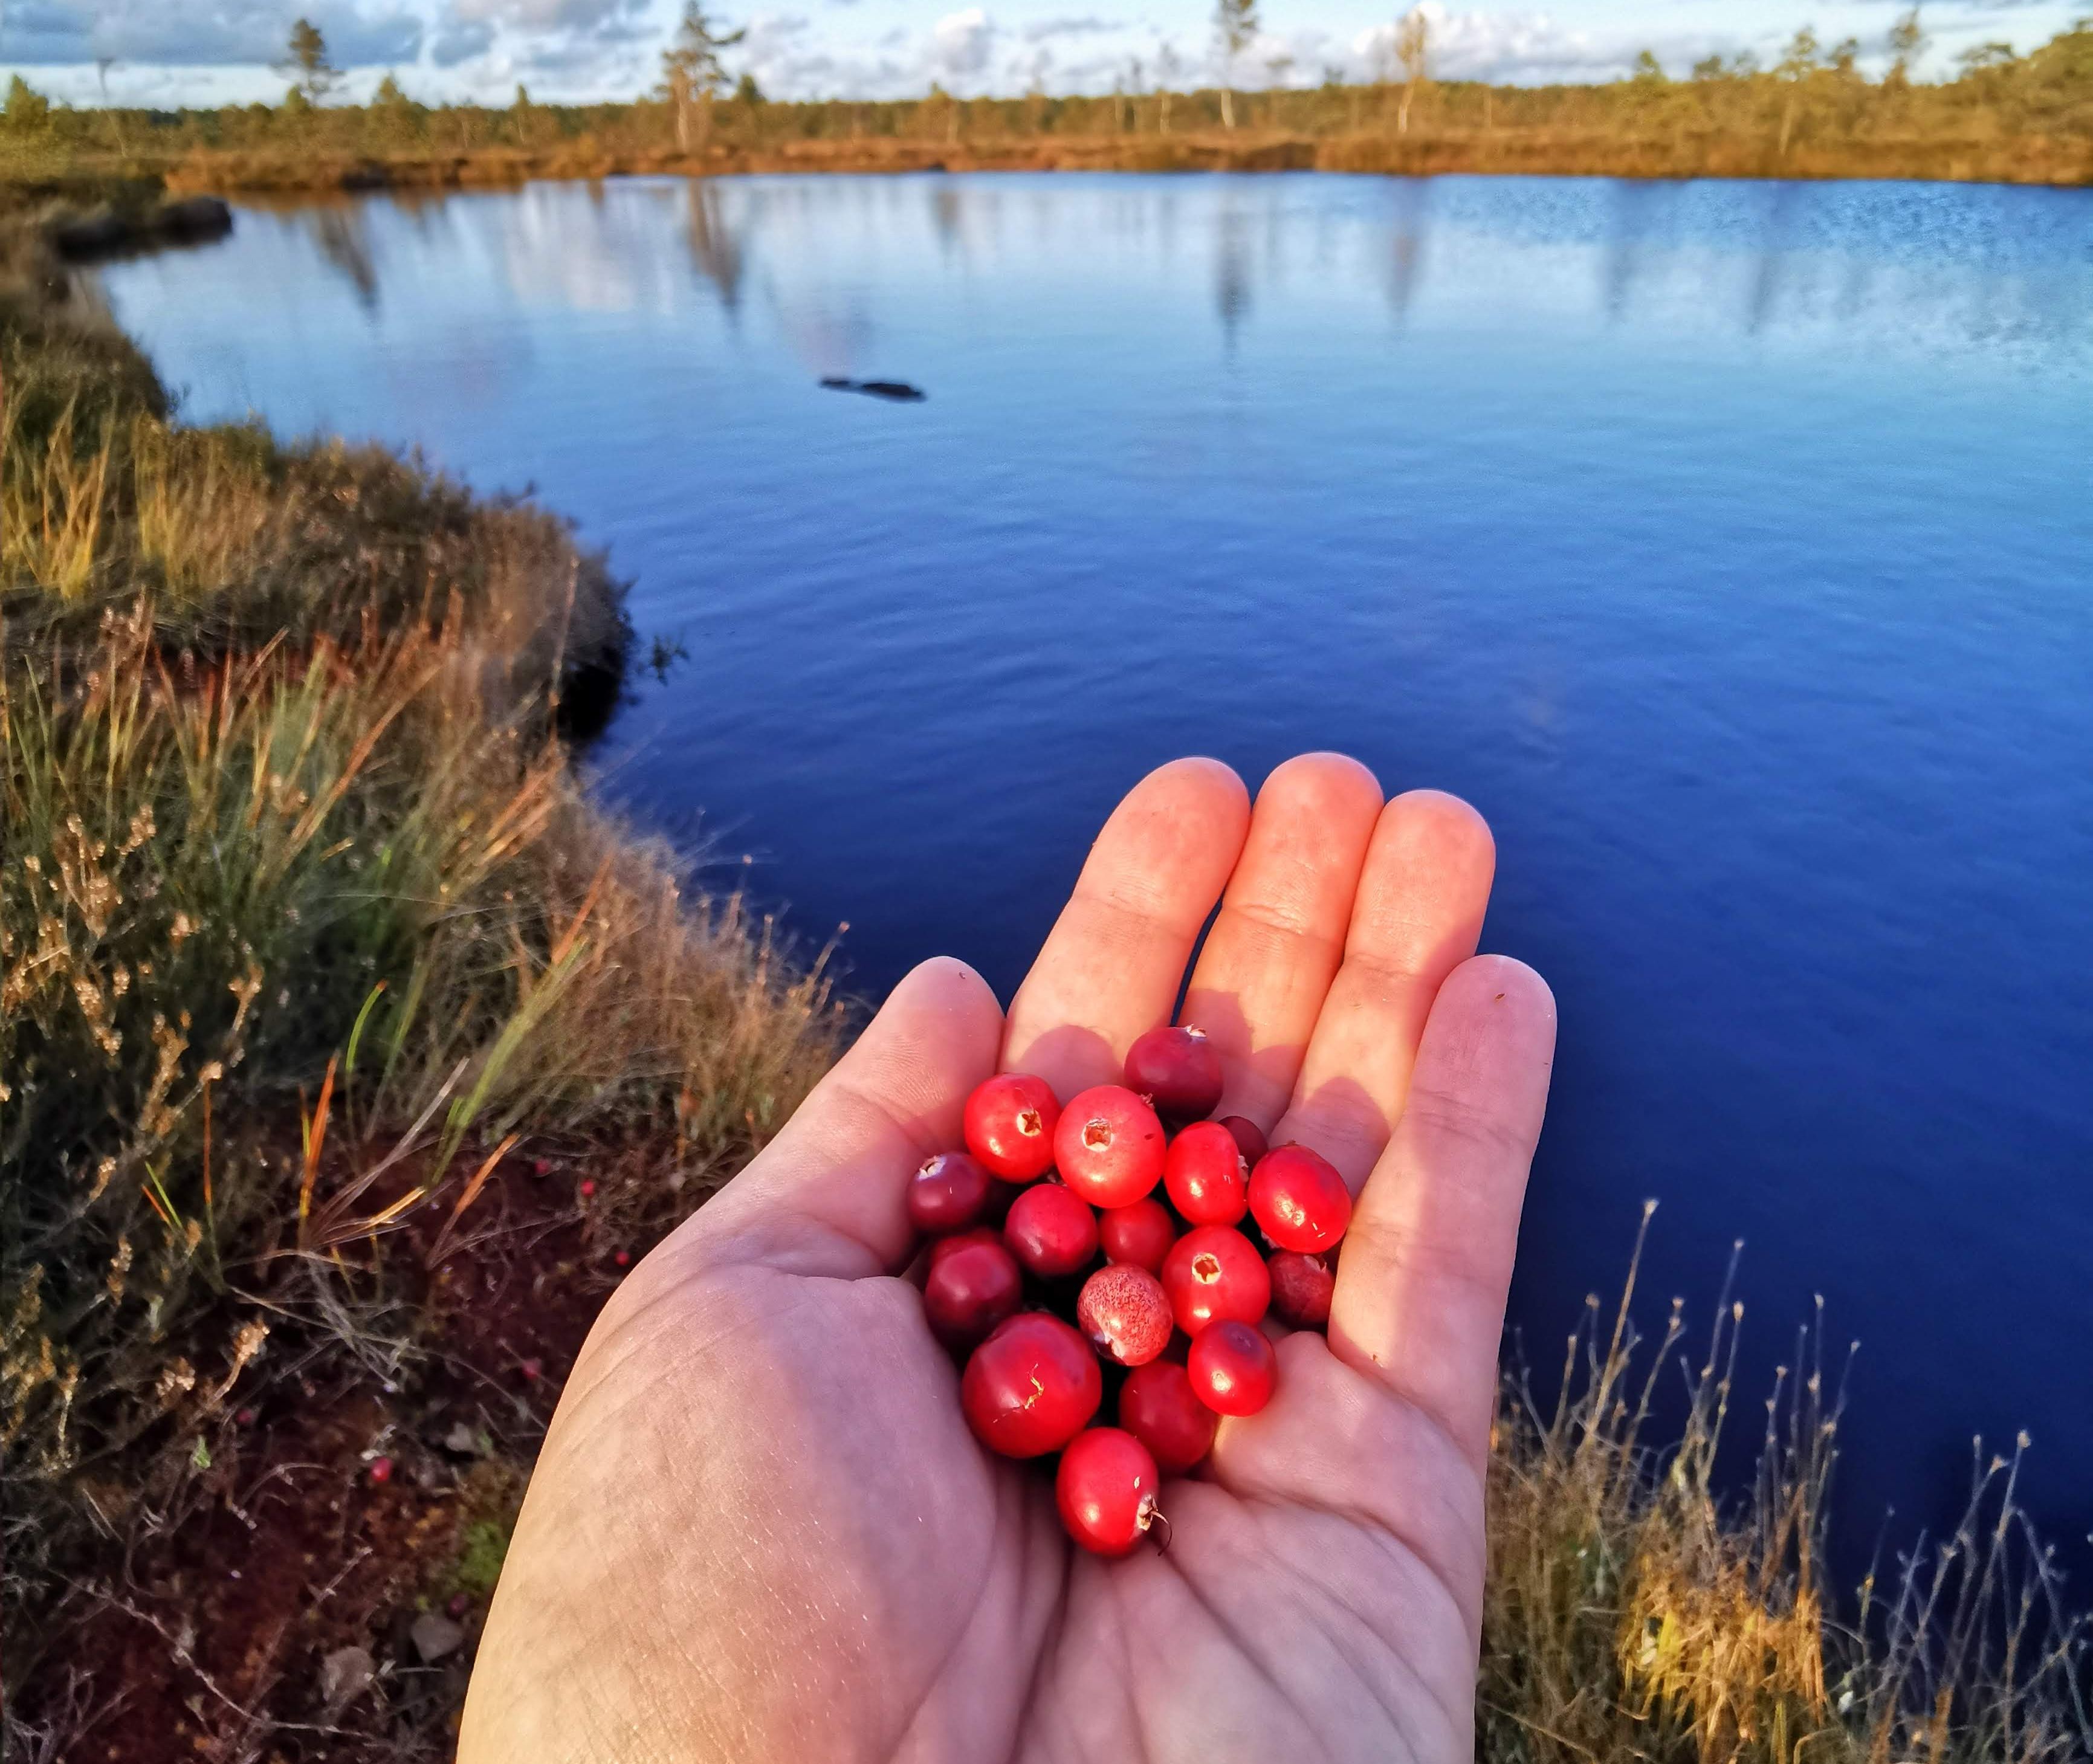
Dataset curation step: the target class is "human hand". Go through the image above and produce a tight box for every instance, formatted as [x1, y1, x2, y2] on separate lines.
[459, 755, 1556, 1763]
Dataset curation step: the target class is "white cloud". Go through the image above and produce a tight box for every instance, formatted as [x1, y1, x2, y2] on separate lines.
[2, 0, 424, 68]
[1351, 5, 1632, 85]
[931, 8, 995, 78]
[448, 0, 635, 27]
[1024, 15, 1119, 42]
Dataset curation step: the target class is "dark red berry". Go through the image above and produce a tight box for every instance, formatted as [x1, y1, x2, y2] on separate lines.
[1098, 1197, 1176, 1273]
[961, 1313, 1101, 1458]
[906, 1151, 993, 1235]
[1160, 1226, 1270, 1334]
[1217, 1115, 1267, 1166]
[613, 1249, 631, 1268]
[964, 1073, 1061, 1183]
[924, 1239, 1023, 1351]
[1076, 1264, 1173, 1366]
[1267, 1250, 1334, 1327]
[1056, 1427, 1162, 1557]
[1053, 1084, 1166, 1208]
[928, 1225, 1004, 1269]
[448, 1591, 472, 1618]
[1163, 1120, 1249, 1227]
[1187, 1319, 1277, 1416]
[368, 1456, 395, 1485]
[1248, 1144, 1353, 1253]
[235, 1408, 256, 1427]
[1004, 1183, 1099, 1279]
[1123, 1024, 1224, 1121]
[1118, 1359, 1219, 1472]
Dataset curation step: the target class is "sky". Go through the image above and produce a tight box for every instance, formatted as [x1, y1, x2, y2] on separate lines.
[1, 0, 2082, 108]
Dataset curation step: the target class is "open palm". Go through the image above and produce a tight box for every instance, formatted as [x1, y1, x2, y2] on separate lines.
[461, 755, 1556, 1762]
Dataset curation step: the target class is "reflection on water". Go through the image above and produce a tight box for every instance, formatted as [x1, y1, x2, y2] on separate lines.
[306, 205, 379, 308]
[218, 173, 2093, 373]
[683, 179, 745, 315]
[102, 174, 2093, 1577]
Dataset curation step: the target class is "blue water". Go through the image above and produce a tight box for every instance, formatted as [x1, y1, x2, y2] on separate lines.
[104, 173, 2093, 1572]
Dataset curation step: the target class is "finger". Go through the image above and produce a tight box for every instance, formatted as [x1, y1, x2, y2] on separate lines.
[1001, 757, 1251, 1097]
[1180, 754, 1383, 1131]
[1327, 954, 1556, 1469]
[694, 957, 1004, 1277]
[1268, 791, 1496, 1188]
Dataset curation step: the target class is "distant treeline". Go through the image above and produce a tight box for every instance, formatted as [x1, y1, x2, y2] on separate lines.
[4, 16, 2091, 190]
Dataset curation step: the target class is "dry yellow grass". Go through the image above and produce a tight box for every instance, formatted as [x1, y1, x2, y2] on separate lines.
[1, 205, 844, 1706]
[1483, 1214, 2089, 1764]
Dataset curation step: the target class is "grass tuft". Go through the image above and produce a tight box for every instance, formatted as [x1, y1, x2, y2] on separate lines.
[1483, 1209, 2091, 1764]
[0, 199, 844, 1696]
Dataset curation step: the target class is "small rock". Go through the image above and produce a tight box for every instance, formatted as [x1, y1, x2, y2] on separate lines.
[319, 1644, 375, 1711]
[409, 1612, 466, 1664]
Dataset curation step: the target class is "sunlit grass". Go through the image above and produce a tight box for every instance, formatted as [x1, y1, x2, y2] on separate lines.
[1484, 1213, 2090, 1764]
[1, 205, 844, 1693]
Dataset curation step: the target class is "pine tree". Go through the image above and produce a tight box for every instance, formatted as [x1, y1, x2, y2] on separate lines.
[1212, 0, 1258, 129]
[661, 4, 747, 152]
[1394, 7, 1430, 134]
[3, 74, 52, 134]
[1886, 8, 1927, 88]
[282, 19, 341, 106]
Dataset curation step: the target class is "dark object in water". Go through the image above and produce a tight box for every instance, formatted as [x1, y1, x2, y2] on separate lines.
[51, 196, 233, 262]
[820, 377, 927, 403]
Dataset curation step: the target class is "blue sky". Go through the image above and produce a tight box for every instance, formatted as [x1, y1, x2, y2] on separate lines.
[1, 0, 2080, 106]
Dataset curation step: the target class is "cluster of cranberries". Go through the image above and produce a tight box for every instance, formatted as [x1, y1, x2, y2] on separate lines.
[907, 1026, 1354, 1557]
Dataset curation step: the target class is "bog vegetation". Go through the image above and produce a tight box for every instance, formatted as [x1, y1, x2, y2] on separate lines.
[0, 192, 845, 1745]
[3, 126, 2090, 1759]
[1, 8, 2090, 190]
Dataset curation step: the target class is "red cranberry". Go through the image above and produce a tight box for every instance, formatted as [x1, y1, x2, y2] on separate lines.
[368, 1456, 395, 1485]
[235, 1408, 256, 1427]
[1118, 1359, 1219, 1472]
[1076, 1264, 1173, 1366]
[1055, 1427, 1162, 1557]
[1187, 1319, 1277, 1416]
[929, 1225, 1004, 1269]
[905, 1151, 993, 1235]
[1160, 1226, 1270, 1334]
[1267, 1250, 1334, 1328]
[923, 1239, 1023, 1351]
[1003, 1183, 1098, 1279]
[613, 1249, 631, 1268]
[1098, 1197, 1176, 1272]
[447, 1591, 472, 1618]
[1248, 1144, 1353, 1253]
[964, 1073, 1061, 1183]
[1217, 1115, 1268, 1166]
[1053, 1085, 1166, 1208]
[1163, 1120, 1249, 1227]
[1123, 1024, 1224, 1121]
[578, 1178, 597, 1198]
[961, 1313, 1101, 1458]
